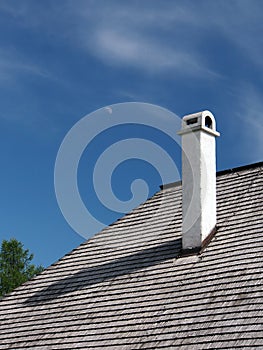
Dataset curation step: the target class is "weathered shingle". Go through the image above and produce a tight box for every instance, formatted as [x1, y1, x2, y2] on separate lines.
[0, 162, 262, 349]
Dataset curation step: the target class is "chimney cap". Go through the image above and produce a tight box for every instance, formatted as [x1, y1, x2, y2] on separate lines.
[177, 110, 220, 137]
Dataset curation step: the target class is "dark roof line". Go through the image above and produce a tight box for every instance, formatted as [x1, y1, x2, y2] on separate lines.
[161, 180, 182, 190]
[216, 161, 263, 176]
[160, 161, 263, 190]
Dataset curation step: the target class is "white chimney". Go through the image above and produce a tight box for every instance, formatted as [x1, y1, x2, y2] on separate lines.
[177, 111, 220, 253]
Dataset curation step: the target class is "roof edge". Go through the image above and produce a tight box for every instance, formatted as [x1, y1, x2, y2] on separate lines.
[160, 161, 263, 189]
[160, 180, 182, 190]
[216, 161, 263, 176]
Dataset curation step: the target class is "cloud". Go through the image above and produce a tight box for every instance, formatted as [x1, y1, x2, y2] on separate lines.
[0, 52, 51, 82]
[66, 0, 263, 77]
[1, 1, 263, 79]
[90, 29, 215, 77]
[0, 53, 58, 95]
[68, 2, 221, 77]
[235, 84, 263, 161]
[203, 1, 263, 68]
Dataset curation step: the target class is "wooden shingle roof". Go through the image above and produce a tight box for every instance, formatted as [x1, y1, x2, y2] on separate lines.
[0, 162, 262, 349]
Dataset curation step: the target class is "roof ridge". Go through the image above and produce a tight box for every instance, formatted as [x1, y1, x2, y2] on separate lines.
[160, 161, 263, 189]
[216, 161, 263, 176]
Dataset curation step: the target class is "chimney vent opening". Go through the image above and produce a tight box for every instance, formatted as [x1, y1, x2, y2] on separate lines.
[205, 116, 213, 129]
[186, 117, 198, 125]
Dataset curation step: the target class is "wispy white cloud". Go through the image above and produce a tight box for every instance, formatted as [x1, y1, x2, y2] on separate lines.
[90, 29, 216, 77]
[68, 2, 221, 77]
[0, 53, 51, 82]
[235, 84, 263, 161]
[67, 0, 263, 77]
[203, 1, 263, 68]
[0, 49, 55, 87]
[1, 1, 263, 80]
[0, 3, 63, 84]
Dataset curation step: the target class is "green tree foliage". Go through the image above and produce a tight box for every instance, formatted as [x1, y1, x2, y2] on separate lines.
[0, 238, 44, 297]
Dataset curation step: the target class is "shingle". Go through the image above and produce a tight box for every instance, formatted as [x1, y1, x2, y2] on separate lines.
[0, 162, 262, 349]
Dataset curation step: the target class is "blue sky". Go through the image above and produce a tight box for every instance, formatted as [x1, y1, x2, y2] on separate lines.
[0, 0, 262, 267]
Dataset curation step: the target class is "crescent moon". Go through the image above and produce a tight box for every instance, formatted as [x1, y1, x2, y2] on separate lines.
[105, 106, 113, 114]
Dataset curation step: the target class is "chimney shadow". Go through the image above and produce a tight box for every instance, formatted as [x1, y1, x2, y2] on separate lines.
[25, 238, 181, 305]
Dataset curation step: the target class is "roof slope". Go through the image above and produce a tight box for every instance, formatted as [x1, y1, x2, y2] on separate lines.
[0, 162, 262, 349]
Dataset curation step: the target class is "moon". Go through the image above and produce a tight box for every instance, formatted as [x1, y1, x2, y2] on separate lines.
[105, 106, 113, 114]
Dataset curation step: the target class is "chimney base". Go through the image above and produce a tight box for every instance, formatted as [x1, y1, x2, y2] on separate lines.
[178, 226, 218, 258]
